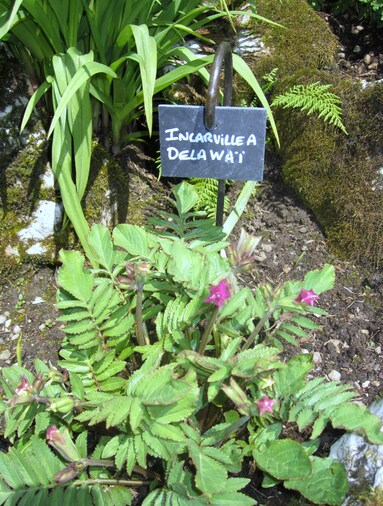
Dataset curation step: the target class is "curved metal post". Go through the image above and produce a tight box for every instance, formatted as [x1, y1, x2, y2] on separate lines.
[204, 42, 233, 227]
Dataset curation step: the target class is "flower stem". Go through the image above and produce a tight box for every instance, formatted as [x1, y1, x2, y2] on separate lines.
[73, 478, 151, 487]
[198, 306, 220, 355]
[136, 280, 149, 346]
[242, 308, 275, 351]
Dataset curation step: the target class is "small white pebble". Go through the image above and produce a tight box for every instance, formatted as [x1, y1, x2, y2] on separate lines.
[31, 297, 44, 305]
[38, 324, 46, 331]
[313, 352, 322, 364]
[301, 348, 310, 354]
[13, 325, 21, 334]
[261, 243, 273, 253]
[0, 315, 6, 325]
[0, 350, 11, 360]
[376, 346, 381, 354]
[328, 370, 341, 381]
[11, 334, 19, 341]
[4, 319, 11, 329]
[362, 380, 370, 389]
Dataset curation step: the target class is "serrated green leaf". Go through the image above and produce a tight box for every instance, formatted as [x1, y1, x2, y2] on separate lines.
[113, 225, 152, 258]
[330, 403, 383, 444]
[290, 316, 319, 330]
[142, 431, 169, 459]
[280, 323, 309, 338]
[219, 288, 250, 319]
[189, 443, 227, 495]
[102, 435, 123, 459]
[303, 264, 335, 294]
[297, 408, 317, 431]
[100, 377, 127, 392]
[129, 398, 144, 432]
[88, 224, 115, 271]
[311, 413, 330, 439]
[58, 250, 94, 302]
[285, 456, 348, 505]
[150, 422, 185, 442]
[209, 492, 255, 505]
[64, 319, 95, 335]
[275, 355, 313, 397]
[172, 182, 200, 214]
[95, 361, 126, 382]
[275, 329, 298, 345]
[253, 440, 312, 481]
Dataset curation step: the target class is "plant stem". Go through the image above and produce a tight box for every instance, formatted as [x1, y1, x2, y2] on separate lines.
[198, 306, 219, 355]
[72, 478, 151, 487]
[136, 280, 149, 346]
[83, 458, 114, 467]
[242, 308, 275, 351]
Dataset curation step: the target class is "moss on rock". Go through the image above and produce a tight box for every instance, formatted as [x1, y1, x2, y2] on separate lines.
[232, 0, 383, 268]
[272, 71, 383, 267]
[255, 0, 338, 75]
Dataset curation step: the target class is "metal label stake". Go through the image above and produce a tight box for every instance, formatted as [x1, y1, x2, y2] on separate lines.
[158, 44, 267, 221]
[204, 42, 233, 227]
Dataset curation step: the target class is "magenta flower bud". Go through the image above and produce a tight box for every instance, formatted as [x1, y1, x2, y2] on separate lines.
[204, 279, 231, 308]
[295, 288, 320, 306]
[15, 376, 32, 396]
[46, 425, 64, 444]
[255, 395, 275, 415]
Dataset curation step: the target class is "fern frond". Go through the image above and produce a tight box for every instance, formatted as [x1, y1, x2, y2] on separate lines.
[189, 178, 230, 219]
[272, 82, 348, 134]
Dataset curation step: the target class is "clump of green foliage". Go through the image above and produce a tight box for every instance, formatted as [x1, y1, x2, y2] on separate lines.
[308, 0, 383, 27]
[0, 182, 382, 505]
[0, 0, 279, 264]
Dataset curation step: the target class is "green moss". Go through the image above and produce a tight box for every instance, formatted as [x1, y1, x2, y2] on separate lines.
[255, 0, 338, 76]
[233, 0, 338, 106]
[274, 72, 383, 267]
[83, 142, 137, 227]
[1, 137, 53, 217]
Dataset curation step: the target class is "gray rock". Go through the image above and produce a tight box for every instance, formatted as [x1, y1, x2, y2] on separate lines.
[330, 399, 383, 503]
[0, 350, 11, 360]
[18, 200, 63, 243]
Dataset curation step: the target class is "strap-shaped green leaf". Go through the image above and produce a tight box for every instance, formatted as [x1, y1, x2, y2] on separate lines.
[131, 24, 157, 135]
[48, 59, 116, 138]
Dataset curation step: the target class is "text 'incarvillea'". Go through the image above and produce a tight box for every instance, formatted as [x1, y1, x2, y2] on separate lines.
[164, 128, 257, 164]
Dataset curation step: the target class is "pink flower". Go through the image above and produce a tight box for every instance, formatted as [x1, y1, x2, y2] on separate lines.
[256, 395, 275, 415]
[204, 279, 231, 308]
[15, 376, 32, 396]
[295, 288, 320, 307]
